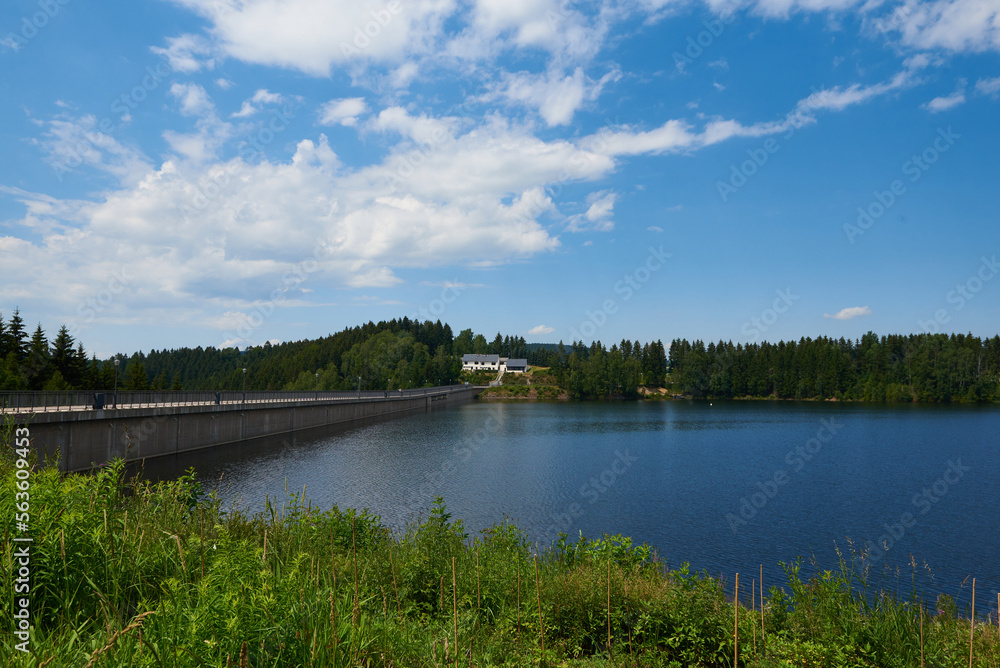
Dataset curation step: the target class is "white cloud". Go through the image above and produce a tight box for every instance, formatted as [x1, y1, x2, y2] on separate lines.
[151, 34, 215, 72]
[526, 324, 554, 336]
[159, 0, 655, 88]
[164, 84, 232, 163]
[33, 116, 153, 185]
[585, 191, 616, 230]
[740, 0, 865, 19]
[796, 65, 922, 114]
[319, 98, 368, 126]
[9, 9, 959, 339]
[164, 0, 457, 76]
[565, 190, 617, 232]
[824, 306, 872, 320]
[215, 78, 235, 90]
[493, 67, 621, 126]
[692, 0, 1000, 56]
[594, 119, 700, 156]
[883, 0, 1000, 54]
[390, 62, 420, 88]
[589, 64, 924, 158]
[370, 106, 457, 145]
[975, 75, 1000, 97]
[707, 0, 999, 58]
[4, 112, 634, 326]
[647, 225, 664, 232]
[169, 82, 216, 117]
[232, 89, 284, 118]
[499, 68, 586, 127]
[458, 0, 611, 66]
[923, 82, 967, 112]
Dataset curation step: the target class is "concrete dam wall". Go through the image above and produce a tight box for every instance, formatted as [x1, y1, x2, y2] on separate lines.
[19, 387, 480, 472]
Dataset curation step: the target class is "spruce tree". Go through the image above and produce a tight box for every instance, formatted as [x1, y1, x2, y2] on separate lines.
[124, 361, 150, 391]
[8, 308, 27, 360]
[25, 325, 51, 390]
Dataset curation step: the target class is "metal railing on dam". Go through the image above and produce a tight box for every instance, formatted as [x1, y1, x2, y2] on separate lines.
[4, 385, 483, 472]
[0, 385, 472, 414]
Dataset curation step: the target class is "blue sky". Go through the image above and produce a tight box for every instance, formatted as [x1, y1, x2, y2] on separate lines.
[1, 0, 998, 357]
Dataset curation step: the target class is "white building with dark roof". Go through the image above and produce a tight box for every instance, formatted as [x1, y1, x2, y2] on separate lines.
[504, 359, 529, 373]
[462, 354, 500, 371]
[461, 354, 530, 373]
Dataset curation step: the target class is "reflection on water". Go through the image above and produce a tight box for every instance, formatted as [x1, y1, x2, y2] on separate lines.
[142, 399, 1000, 612]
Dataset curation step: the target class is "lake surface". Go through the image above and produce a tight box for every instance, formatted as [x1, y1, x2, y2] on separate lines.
[158, 400, 1000, 613]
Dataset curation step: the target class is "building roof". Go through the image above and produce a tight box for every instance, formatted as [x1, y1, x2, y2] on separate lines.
[505, 358, 529, 367]
[462, 354, 500, 362]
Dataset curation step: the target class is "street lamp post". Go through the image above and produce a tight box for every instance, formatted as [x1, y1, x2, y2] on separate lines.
[113, 358, 120, 409]
[357, 375, 361, 399]
[242, 368, 247, 406]
[315, 372, 320, 400]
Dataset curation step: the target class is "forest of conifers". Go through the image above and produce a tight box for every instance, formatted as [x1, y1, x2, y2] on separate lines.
[665, 333, 1000, 402]
[1, 308, 998, 402]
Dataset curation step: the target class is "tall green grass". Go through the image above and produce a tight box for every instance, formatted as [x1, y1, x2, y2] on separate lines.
[1, 423, 998, 665]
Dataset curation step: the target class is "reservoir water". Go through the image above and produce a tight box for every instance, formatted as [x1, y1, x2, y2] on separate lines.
[164, 400, 999, 612]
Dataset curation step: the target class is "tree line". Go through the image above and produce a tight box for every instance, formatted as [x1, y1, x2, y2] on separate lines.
[140, 318, 461, 392]
[667, 333, 1000, 402]
[0, 309, 106, 391]
[0, 313, 469, 393]
[526, 340, 670, 398]
[2, 306, 998, 402]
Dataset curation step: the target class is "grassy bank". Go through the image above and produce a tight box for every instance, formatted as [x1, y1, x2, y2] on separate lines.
[475, 368, 567, 400]
[2, 450, 999, 666]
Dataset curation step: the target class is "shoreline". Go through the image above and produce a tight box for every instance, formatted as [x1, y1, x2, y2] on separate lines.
[474, 391, 1000, 405]
[5, 456, 996, 666]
